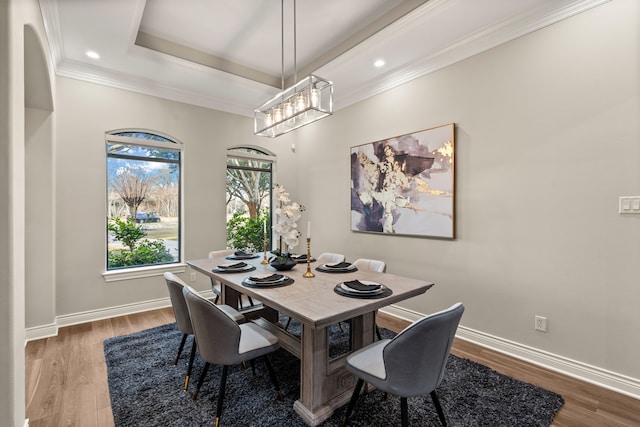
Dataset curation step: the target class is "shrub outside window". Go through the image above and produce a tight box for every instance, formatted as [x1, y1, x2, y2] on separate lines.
[106, 131, 181, 270]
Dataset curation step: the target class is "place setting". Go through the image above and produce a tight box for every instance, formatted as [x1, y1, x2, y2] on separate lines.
[316, 261, 358, 273]
[290, 253, 316, 264]
[211, 261, 256, 273]
[242, 273, 294, 288]
[334, 279, 392, 299]
[225, 250, 260, 260]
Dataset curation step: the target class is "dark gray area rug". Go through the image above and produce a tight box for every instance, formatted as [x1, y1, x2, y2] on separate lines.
[104, 321, 564, 426]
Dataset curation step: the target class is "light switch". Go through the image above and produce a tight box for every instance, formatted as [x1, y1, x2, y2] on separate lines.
[619, 196, 640, 214]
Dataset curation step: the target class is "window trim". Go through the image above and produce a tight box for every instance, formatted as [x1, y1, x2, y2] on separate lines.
[102, 263, 187, 283]
[104, 130, 184, 280]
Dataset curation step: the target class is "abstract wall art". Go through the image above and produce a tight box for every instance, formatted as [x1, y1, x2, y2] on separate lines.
[350, 123, 455, 239]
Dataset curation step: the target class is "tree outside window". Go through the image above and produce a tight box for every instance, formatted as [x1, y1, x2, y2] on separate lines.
[226, 148, 273, 252]
[106, 131, 181, 270]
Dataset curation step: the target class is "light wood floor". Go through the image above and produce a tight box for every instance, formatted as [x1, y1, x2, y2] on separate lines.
[25, 308, 640, 427]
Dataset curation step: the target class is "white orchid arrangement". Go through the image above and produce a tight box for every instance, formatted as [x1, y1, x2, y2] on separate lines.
[272, 184, 305, 252]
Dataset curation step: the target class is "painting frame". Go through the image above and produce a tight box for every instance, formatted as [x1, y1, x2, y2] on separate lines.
[350, 123, 455, 239]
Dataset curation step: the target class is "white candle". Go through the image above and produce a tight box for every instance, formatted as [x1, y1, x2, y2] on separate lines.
[307, 221, 311, 239]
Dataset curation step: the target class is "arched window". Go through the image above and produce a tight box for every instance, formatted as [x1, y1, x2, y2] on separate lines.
[226, 147, 274, 251]
[106, 130, 182, 271]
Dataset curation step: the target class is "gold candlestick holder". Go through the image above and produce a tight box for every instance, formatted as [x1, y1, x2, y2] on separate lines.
[261, 232, 269, 264]
[303, 237, 315, 278]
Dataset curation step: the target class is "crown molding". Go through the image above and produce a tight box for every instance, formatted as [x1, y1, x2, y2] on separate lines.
[334, 0, 612, 110]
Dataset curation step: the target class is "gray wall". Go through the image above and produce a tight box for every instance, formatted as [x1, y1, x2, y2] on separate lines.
[294, 0, 639, 381]
[51, 77, 298, 316]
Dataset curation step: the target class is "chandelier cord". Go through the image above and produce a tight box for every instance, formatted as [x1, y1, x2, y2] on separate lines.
[280, 0, 284, 91]
[293, 0, 297, 84]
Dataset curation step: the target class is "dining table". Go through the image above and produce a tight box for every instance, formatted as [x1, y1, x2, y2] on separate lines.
[186, 253, 433, 426]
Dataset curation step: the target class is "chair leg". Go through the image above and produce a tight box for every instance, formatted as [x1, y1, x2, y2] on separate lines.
[174, 333, 188, 365]
[192, 362, 210, 401]
[400, 397, 409, 427]
[430, 390, 447, 426]
[247, 295, 255, 307]
[184, 337, 197, 391]
[210, 278, 220, 304]
[340, 378, 364, 427]
[375, 325, 382, 340]
[284, 317, 292, 330]
[215, 365, 229, 427]
[262, 355, 283, 401]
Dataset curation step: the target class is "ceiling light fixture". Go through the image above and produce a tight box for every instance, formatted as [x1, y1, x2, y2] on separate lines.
[86, 50, 100, 59]
[374, 59, 385, 68]
[254, 0, 333, 138]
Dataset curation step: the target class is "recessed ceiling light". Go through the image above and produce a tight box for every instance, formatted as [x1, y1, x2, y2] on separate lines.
[374, 59, 385, 68]
[86, 50, 100, 59]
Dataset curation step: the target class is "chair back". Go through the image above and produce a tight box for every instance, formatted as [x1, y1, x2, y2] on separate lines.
[164, 272, 193, 335]
[383, 302, 464, 397]
[182, 285, 243, 366]
[316, 252, 346, 264]
[353, 258, 386, 273]
[209, 249, 234, 259]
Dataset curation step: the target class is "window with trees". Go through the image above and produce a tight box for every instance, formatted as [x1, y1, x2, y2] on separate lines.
[226, 148, 273, 252]
[106, 131, 181, 270]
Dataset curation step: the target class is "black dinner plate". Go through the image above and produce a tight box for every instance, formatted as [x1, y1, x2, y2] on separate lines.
[212, 265, 256, 273]
[334, 283, 392, 299]
[225, 254, 260, 260]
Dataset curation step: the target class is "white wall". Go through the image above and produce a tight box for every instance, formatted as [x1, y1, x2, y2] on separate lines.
[295, 0, 639, 387]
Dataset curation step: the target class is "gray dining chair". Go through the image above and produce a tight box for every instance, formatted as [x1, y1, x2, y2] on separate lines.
[163, 272, 244, 391]
[340, 302, 465, 427]
[352, 258, 386, 340]
[182, 284, 283, 427]
[209, 249, 257, 308]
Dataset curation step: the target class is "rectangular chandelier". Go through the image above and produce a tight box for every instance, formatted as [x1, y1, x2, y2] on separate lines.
[254, 74, 333, 138]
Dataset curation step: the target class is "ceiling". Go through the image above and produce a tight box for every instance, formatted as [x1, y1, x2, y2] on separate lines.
[39, 0, 608, 118]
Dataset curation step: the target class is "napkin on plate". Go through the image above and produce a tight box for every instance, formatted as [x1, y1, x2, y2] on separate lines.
[343, 280, 381, 292]
[249, 273, 284, 282]
[218, 261, 247, 269]
[291, 254, 307, 260]
[234, 250, 251, 256]
[325, 262, 352, 269]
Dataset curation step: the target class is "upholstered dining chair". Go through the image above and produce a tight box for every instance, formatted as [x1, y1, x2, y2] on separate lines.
[182, 285, 283, 427]
[340, 302, 465, 427]
[208, 249, 257, 308]
[352, 258, 386, 274]
[316, 252, 346, 264]
[352, 258, 386, 340]
[163, 272, 244, 391]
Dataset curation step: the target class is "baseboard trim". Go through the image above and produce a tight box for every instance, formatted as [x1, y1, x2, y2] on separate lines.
[380, 305, 640, 400]
[25, 322, 58, 342]
[54, 297, 172, 329]
[25, 290, 218, 342]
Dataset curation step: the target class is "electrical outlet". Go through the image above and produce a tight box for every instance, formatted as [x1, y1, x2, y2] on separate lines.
[534, 315, 547, 332]
[190, 272, 197, 282]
